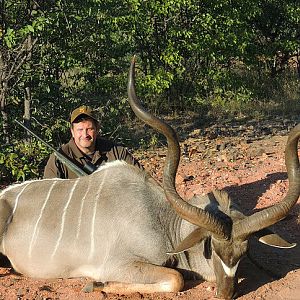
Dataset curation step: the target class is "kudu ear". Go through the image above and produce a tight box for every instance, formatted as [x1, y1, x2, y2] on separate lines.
[167, 228, 208, 255]
[255, 228, 296, 249]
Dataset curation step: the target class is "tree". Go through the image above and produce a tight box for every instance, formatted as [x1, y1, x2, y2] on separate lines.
[243, 0, 300, 77]
[0, 0, 43, 143]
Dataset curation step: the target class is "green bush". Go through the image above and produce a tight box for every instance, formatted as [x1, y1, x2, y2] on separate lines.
[0, 140, 51, 183]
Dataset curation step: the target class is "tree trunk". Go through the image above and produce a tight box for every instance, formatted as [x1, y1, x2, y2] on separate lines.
[0, 88, 10, 145]
[24, 86, 31, 127]
[23, 33, 33, 136]
[0, 50, 10, 144]
[296, 50, 300, 79]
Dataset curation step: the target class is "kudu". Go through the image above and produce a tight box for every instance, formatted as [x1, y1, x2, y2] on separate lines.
[1, 58, 300, 299]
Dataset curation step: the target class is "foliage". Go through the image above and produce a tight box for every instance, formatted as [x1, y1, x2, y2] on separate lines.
[0, 0, 299, 183]
[0, 140, 51, 182]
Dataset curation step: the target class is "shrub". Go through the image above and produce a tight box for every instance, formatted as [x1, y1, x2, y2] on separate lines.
[0, 140, 51, 183]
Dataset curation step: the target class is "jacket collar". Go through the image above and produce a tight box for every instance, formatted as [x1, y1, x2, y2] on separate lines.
[68, 138, 85, 158]
[68, 138, 103, 163]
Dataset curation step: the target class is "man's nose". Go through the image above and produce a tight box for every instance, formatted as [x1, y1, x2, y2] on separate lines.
[82, 129, 90, 136]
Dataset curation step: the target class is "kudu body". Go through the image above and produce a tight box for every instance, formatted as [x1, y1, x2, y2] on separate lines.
[1, 58, 300, 299]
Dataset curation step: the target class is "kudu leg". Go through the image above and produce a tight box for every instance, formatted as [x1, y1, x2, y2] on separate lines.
[84, 262, 184, 294]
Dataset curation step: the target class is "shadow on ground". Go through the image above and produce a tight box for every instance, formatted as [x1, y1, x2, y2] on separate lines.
[222, 172, 300, 297]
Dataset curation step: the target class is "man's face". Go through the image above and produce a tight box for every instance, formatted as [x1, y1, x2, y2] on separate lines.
[71, 119, 98, 154]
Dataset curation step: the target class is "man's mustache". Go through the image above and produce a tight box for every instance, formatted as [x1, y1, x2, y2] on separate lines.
[80, 136, 94, 142]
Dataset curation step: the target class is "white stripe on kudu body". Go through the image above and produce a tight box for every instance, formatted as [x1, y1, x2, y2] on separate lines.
[75, 161, 123, 241]
[2, 183, 29, 253]
[76, 176, 91, 240]
[51, 179, 79, 260]
[29, 181, 57, 259]
[12, 183, 29, 215]
[89, 168, 108, 261]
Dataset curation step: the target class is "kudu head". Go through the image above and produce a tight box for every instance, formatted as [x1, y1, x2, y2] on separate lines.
[128, 56, 300, 299]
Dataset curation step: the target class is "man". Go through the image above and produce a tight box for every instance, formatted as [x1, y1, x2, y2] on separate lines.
[44, 105, 141, 179]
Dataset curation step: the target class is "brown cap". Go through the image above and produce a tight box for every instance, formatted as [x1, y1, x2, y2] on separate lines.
[70, 105, 98, 123]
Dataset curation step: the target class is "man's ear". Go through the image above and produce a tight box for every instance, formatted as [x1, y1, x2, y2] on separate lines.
[70, 126, 75, 138]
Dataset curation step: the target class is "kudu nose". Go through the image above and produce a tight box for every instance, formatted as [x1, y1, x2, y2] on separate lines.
[215, 285, 237, 299]
[215, 291, 236, 300]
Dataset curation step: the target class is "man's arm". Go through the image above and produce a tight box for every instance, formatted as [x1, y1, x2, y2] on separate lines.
[43, 153, 66, 179]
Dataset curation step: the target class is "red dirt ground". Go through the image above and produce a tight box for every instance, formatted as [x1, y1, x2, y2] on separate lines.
[0, 120, 300, 300]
